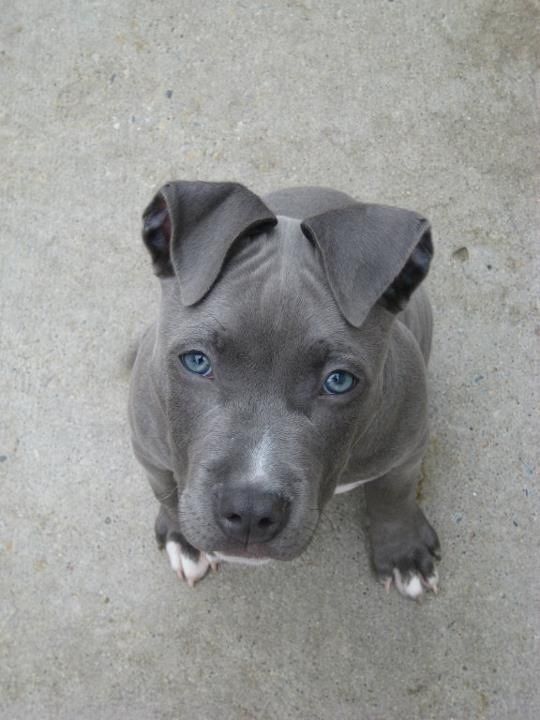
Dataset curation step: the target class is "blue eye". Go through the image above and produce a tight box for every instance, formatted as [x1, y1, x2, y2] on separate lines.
[323, 370, 357, 395]
[180, 351, 213, 377]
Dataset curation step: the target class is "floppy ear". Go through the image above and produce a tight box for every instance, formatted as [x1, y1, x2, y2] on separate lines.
[142, 181, 277, 305]
[301, 204, 433, 327]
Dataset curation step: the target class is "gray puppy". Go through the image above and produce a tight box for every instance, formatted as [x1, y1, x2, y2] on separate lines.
[129, 182, 440, 600]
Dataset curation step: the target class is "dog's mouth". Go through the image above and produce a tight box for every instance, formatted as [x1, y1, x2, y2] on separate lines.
[208, 547, 273, 565]
[213, 543, 270, 559]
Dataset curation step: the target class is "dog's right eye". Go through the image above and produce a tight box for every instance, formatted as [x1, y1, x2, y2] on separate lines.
[179, 351, 213, 377]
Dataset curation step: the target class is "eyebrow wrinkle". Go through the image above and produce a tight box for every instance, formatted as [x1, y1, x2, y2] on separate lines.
[308, 337, 356, 359]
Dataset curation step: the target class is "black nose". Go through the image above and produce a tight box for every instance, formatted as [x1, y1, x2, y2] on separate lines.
[215, 486, 290, 545]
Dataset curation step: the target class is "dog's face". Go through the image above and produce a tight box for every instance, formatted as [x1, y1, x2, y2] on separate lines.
[157, 218, 393, 559]
[142, 182, 432, 561]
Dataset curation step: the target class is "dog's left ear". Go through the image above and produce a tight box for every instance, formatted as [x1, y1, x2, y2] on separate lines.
[301, 204, 433, 327]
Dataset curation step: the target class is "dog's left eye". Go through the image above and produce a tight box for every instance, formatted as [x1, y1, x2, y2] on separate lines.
[180, 351, 213, 377]
[322, 370, 357, 395]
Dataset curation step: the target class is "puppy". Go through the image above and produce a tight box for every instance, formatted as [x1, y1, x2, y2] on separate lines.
[129, 182, 440, 600]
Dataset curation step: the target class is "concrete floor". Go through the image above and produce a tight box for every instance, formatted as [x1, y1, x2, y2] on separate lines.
[1, 1, 538, 718]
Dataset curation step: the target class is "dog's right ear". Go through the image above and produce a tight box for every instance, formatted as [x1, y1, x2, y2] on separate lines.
[142, 181, 277, 305]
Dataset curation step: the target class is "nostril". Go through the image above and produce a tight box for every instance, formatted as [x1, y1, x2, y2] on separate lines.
[226, 513, 242, 524]
[257, 517, 274, 529]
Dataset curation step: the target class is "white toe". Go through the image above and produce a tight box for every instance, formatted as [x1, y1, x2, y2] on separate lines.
[425, 569, 439, 593]
[165, 541, 183, 573]
[180, 553, 211, 587]
[165, 541, 211, 587]
[381, 576, 393, 593]
[393, 569, 424, 600]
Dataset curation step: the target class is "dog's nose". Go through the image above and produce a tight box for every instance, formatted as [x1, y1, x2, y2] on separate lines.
[215, 486, 290, 544]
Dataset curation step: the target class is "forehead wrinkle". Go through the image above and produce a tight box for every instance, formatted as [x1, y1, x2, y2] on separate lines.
[259, 216, 318, 308]
[276, 222, 299, 295]
[187, 217, 350, 364]
[308, 337, 355, 360]
[172, 320, 224, 348]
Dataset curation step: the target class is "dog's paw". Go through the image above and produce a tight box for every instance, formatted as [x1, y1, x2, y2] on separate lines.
[165, 541, 217, 587]
[155, 506, 218, 587]
[370, 506, 441, 602]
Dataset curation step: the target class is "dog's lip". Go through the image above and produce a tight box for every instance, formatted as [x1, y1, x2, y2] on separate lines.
[211, 544, 270, 560]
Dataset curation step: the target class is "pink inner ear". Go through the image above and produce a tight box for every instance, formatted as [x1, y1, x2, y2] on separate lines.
[142, 193, 176, 277]
[151, 195, 171, 250]
[143, 197, 171, 250]
[161, 204, 171, 247]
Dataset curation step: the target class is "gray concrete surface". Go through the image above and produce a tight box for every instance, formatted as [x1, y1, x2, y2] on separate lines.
[1, 1, 538, 718]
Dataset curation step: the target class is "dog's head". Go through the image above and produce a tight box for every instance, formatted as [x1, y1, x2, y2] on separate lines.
[141, 181, 432, 561]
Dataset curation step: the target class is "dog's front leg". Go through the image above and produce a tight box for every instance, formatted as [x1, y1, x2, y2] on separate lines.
[145, 465, 216, 587]
[364, 461, 441, 601]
